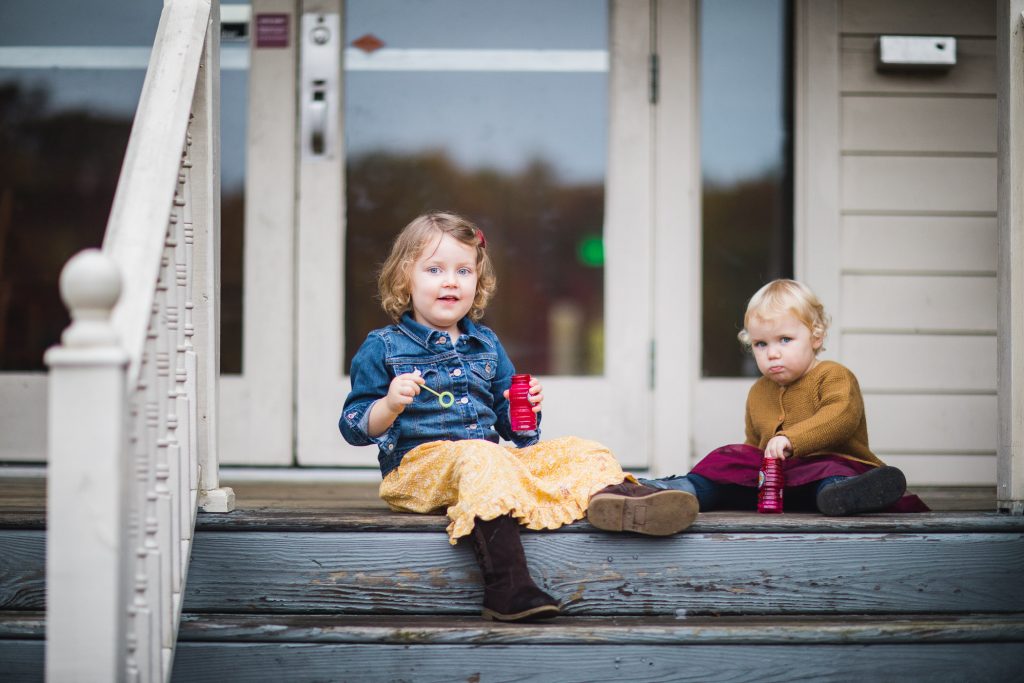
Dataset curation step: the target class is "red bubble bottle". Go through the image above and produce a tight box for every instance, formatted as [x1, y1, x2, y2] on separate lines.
[509, 374, 537, 432]
[758, 455, 784, 514]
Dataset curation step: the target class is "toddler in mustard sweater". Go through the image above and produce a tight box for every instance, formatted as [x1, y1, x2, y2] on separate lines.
[642, 279, 925, 515]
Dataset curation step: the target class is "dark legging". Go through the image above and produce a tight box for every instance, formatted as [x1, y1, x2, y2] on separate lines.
[639, 473, 846, 512]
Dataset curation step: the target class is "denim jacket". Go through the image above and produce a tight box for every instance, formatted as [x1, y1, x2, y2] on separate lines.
[339, 313, 541, 476]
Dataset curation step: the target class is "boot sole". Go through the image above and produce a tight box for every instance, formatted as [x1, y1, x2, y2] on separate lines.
[816, 466, 907, 516]
[482, 603, 561, 622]
[587, 490, 698, 535]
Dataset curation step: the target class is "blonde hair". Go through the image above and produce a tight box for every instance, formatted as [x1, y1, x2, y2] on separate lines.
[378, 211, 496, 322]
[737, 279, 830, 352]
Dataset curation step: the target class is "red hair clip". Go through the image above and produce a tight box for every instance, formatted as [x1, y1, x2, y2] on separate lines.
[476, 228, 487, 248]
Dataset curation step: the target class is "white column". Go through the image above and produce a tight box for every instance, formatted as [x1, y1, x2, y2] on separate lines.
[44, 250, 130, 682]
[192, 1, 234, 512]
[997, 1, 1024, 514]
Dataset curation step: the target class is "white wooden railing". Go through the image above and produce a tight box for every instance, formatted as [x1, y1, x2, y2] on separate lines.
[43, 1, 233, 680]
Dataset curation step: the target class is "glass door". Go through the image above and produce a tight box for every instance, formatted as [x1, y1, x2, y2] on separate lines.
[296, 0, 656, 469]
[691, 0, 794, 462]
[216, 0, 298, 465]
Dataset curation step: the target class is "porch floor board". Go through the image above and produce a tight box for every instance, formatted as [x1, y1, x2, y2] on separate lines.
[0, 475, 1007, 530]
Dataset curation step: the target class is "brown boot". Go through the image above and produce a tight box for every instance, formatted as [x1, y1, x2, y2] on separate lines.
[469, 514, 561, 622]
[587, 481, 698, 535]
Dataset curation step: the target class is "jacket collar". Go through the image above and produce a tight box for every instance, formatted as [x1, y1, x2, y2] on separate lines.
[397, 312, 489, 350]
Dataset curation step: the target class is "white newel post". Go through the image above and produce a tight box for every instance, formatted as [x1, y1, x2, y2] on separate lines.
[44, 250, 130, 682]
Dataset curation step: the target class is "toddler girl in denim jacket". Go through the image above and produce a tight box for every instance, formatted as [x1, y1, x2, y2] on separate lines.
[340, 211, 698, 622]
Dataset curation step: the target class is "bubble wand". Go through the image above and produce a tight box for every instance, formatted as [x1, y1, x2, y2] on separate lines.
[419, 383, 455, 408]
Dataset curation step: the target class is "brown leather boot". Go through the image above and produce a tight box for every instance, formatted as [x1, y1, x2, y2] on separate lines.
[469, 514, 561, 622]
[587, 481, 698, 535]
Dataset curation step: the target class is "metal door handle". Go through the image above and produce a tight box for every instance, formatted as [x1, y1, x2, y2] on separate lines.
[309, 80, 327, 155]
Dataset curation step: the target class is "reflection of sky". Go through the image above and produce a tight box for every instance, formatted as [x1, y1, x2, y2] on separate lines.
[346, 0, 606, 50]
[0, 0, 161, 46]
[1, 0, 788, 188]
[701, 0, 788, 185]
[345, 0, 608, 184]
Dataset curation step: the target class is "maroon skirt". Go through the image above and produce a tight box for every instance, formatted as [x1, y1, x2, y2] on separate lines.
[691, 444, 929, 512]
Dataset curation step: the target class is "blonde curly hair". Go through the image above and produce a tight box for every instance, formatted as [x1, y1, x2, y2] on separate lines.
[737, 279, 830, 353]
[378, 212, 496, 322]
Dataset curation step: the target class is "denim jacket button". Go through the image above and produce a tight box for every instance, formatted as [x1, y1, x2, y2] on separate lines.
[460, 397, 469, 404]
[452, 368, 462, 377]
[469, 423, 477, 430]
[437, 337, 447, 344]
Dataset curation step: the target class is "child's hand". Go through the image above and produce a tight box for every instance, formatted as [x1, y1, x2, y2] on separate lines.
[383, 370, 425, 415]
[764, 435, 792, 460]
[503, 377, 544, 413]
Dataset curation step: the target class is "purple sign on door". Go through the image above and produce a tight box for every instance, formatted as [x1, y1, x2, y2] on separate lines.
[255, 14, 289, 48]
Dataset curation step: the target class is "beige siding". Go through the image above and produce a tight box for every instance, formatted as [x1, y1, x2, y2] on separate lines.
[842, 275, 997, 331]
[841, 37, 995, 95]
[881, 454, 996, 486]
[845, 335, 996, 392]
[841, 156, 996, 213]
[836, 1, 996, 486]
[866, 394, 997, 452]
[841, 216, 996, 273]
[842, 96, 996, 153]
[840, 0, 995, 37]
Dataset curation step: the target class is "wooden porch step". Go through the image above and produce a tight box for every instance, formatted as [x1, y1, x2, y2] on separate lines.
[4, 612, 1024, 682]
[4, 513, 1024, 616]
[3, 476, 1024, 682]
[181, 512, 1024, 617]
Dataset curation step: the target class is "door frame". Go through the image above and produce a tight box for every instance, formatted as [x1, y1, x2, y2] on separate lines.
[219, 0, 298, 465]
[294, 0, 658, 470]
[652, 0, 833, 475]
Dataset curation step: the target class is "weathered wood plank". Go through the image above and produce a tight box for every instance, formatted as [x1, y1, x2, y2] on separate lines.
[0, 641, 43, 683]
[191, 510, 1024, 533]
[0, 611, 44, 639]
[0, 478, 1007, 519]
[182, 531, 1024, 616]
[8, 610, 1024, 646]
[0, 532, 45, 611]
[170, 641, 1024, 683]
[5, 506, 1023, 534]
[176, 613, 1024, 645]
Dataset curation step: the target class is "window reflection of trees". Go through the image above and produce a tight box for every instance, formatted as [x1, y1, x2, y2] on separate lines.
[0, 82, 126, 370]
[0, 81, 247, 374]
[702, 170, 792, 378]
[345, 150, 605, 376]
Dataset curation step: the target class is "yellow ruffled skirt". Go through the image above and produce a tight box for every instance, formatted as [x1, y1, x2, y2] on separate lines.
[378, 436, 634, 544]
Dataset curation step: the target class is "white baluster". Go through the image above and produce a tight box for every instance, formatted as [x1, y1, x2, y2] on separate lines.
[45, 249, 130, 683]
[153, 250, 175, 653]
[143, 311, 164, 680]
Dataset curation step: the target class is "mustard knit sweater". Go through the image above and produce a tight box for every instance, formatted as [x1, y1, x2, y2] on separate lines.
[744, 360, 883, 467]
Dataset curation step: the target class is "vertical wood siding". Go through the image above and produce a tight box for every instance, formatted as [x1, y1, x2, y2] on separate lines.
[838, 1, 996, 485]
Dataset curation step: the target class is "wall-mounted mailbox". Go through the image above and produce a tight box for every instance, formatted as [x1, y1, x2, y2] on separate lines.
[876, 36, 956, 72]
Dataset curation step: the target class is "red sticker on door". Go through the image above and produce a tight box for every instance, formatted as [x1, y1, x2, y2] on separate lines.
[255, 14, 289, 48]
